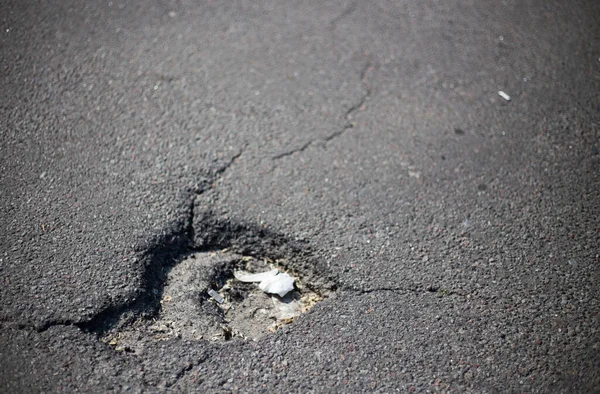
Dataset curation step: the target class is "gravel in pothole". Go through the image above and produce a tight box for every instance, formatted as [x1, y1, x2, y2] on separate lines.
[102, 250, 327, 353]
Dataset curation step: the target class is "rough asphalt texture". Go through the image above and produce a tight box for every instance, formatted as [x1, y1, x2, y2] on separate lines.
[1, 0, 599, 392]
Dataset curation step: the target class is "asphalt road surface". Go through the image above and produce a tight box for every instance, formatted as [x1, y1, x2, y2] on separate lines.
[1, 0, 599, 392]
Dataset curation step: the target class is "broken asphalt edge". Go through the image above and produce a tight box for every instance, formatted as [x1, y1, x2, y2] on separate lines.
[18, 149, 340, 337]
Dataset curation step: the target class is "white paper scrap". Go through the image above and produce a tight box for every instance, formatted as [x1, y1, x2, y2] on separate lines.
[498, 91, 511, 101]
[259, 272, 295, 297]
[233, 269, 295, 297]
[234, 269, 279, 283]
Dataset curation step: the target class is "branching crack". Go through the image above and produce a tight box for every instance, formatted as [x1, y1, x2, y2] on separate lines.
[27, 141, 335, 339]
[272, 61, 372, 160]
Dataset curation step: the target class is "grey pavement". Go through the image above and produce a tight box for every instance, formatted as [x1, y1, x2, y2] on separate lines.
[1, 0, 599, 392]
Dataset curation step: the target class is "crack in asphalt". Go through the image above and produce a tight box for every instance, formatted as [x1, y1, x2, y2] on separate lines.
[27, 283, 461, 333]
[29, 149, 248, 335]
[350, 287, 405, 294]
[345, 284, 471, 298]
[329, 1, 358, 31]
[272, 61, 372, 160]
[213, 149, 245, 177]
[271, 141, 312, 160]
[20, 57, 372, 338]
[187, 148, 245, 238]
[28, 143, 333, 339]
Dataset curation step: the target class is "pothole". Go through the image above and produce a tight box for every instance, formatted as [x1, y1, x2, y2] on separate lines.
[102, 250, 331, 352]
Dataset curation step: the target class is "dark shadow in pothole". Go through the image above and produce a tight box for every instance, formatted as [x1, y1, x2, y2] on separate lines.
[103, 251, 329, 352]
[77, 205, 336, 353]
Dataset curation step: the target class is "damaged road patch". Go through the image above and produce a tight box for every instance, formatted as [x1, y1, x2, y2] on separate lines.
[101, 248, 332, 353]
[73, 189, 336, 353]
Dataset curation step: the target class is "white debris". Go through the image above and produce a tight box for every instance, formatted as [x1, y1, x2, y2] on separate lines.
[234, 269, 279, 283]
[207, 289, 224, 304]
[271, 296, 302, 320]
[259, 273, 295, 297]
[408, 170, 421, 179]
[234, 269, 296, 297]
[498, 91, 511, 101]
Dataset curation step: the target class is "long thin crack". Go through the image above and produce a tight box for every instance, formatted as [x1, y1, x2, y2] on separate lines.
[272, 61, 372, 160]
[271, 141, 313, 160]
[213, 148, 244, 177]
[346, 284, 475, 299]
[190, 147, 245, 235]
[29, 281, 452, 333]
[351, 287, 405, 294]
[329, 1, 358, 31]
